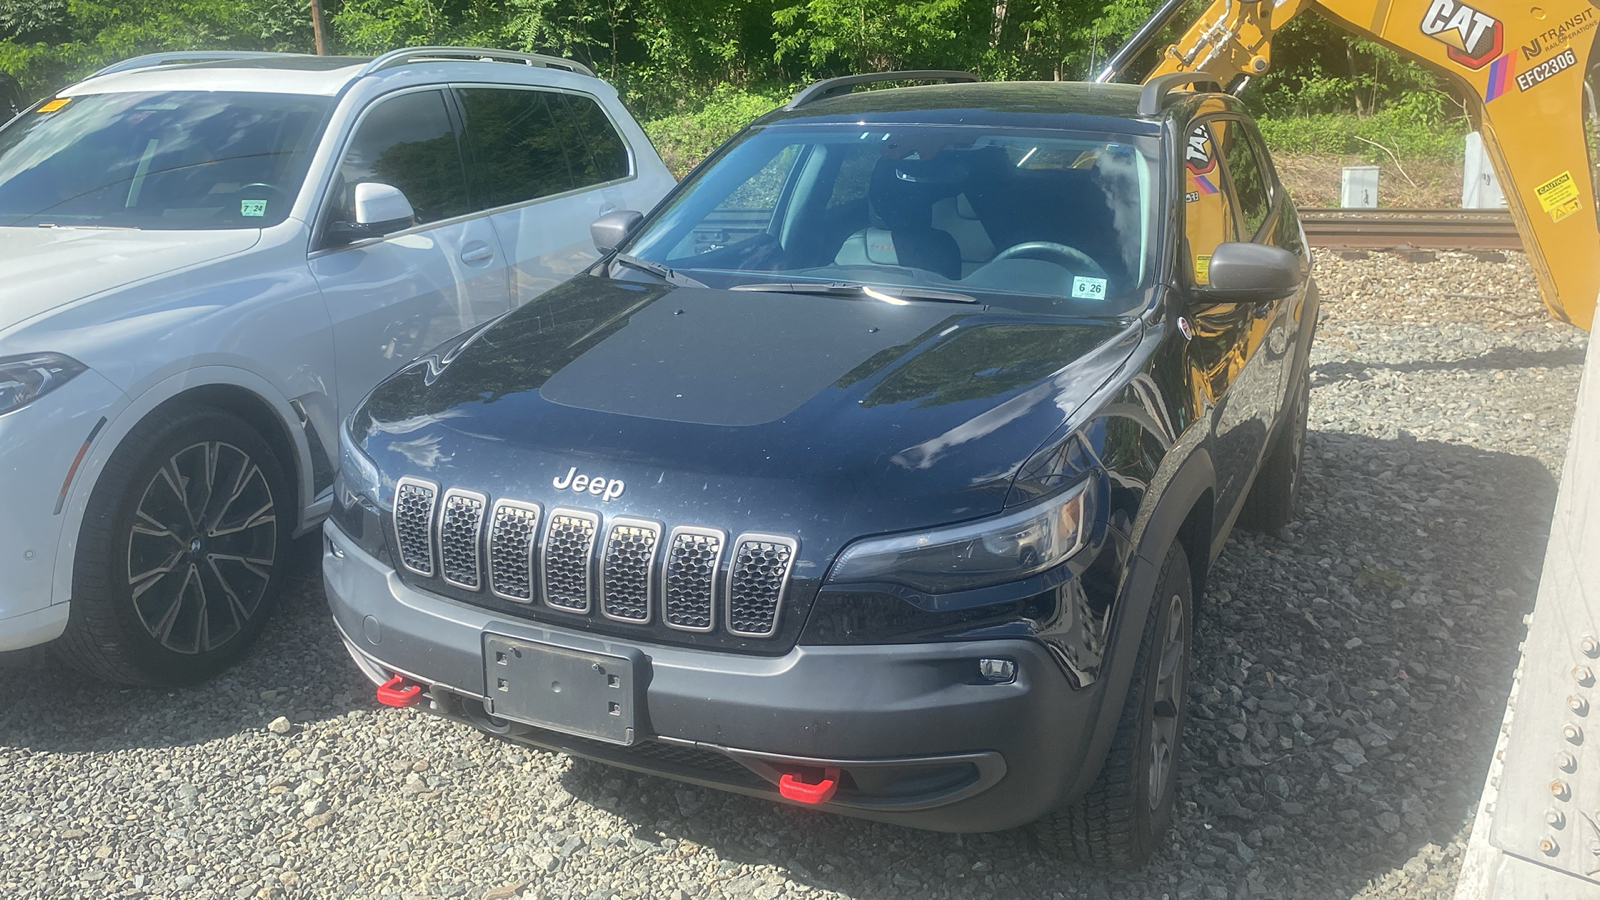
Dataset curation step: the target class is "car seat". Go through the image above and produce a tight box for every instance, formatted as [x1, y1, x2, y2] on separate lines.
[833, 159, 963, 280]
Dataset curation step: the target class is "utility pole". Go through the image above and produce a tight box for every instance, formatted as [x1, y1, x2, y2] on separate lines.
[309, 0, 329, 55]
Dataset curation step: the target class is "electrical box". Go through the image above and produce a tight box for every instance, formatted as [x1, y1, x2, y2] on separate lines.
[1340, 166, 1380, 208]
[1462, 131, 1507, 208]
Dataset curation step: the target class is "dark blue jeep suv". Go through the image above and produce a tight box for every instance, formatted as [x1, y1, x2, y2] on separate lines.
[324, 71, 1318, 866]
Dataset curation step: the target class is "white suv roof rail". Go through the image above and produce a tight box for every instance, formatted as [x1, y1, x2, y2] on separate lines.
[359, 47, 596, 79]
[88, 51, 305, 79]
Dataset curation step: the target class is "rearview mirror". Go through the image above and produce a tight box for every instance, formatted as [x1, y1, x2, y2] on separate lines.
[353, 182, 415, 228]
[591, 210, 643, 255]
[1200, 242, 1302, 303]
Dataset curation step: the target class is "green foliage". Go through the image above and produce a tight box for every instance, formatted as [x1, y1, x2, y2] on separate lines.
[641, 84, 789, 177]
[0, 0, 1472, 168]
[1256, 107, 1468, 162]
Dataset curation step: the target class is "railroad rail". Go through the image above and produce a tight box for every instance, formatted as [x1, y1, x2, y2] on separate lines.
[1298, 208, 1521, 250]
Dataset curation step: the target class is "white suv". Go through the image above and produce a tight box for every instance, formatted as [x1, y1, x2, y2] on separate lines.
[0, 48, 675, 683]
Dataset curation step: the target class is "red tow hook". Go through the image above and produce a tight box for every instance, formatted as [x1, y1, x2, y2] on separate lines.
[778, 766, 841, 804]
[375, 673, 422, 708]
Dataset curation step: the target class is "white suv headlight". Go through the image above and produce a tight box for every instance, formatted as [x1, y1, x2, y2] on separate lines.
[0, 353, 87, 416]
[827, 478, 1094, 594]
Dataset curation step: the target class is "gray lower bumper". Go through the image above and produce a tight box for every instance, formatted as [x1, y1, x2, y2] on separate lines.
[322, 521, 1101, 832]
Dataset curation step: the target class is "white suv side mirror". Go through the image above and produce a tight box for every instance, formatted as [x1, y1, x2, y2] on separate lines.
[353, 182, 415, 228]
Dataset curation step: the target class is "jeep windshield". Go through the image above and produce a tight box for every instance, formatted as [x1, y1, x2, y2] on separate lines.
[0, 91, 329, 229]
[618, 123, 1160, 315]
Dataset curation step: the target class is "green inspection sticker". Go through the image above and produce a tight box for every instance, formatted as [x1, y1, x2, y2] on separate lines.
[240, 200, 267, 217]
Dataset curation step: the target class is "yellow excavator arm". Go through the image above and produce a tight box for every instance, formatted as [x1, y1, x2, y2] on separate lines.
[1101, 0, 1600, 329]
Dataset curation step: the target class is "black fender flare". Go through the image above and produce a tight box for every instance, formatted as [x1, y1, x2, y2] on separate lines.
[1058, 446, 1217, 803]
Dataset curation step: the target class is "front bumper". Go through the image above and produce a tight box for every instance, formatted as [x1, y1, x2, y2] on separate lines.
[0, 368, 127, 649]
[324, 520, 1104, 832]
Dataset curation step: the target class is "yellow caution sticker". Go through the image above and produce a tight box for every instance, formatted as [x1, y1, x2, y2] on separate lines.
[1195, 254, 1211, 284]
[1535, 170, 1582, 223]
[36, 98, 70, 113]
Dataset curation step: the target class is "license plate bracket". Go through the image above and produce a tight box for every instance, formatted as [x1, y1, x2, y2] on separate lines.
[483, 634, 638, 745]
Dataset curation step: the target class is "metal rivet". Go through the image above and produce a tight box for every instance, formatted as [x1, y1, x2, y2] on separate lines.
[22, 549, 33, 560]
[1541, 837, 1560, 856]
[1575, 666, 1595, 686]
[1565, 723, 1584, 744]
[1558, 751, 1578, 772]
[1548, 809, 1567, 828]
[1583, 635, 1600, 658]
[1572, 696, 1591, 715]
[1552, 780, 1572, 800]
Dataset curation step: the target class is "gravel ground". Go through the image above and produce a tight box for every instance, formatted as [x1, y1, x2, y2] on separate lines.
[0, 249, 1587, 900]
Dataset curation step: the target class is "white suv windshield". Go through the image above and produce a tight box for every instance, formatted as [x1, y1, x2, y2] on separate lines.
[0, 91, 329, 229]
[623, 124, 1158, 314]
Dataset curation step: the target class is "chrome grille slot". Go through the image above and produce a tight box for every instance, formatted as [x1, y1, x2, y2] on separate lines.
[488, 500, 541, 602]
[439, 489, 486, 590]
[542, 508, 599, 613]
[393, 477, 438, 577]
[662, 527, 723, 632]
[601, 518, 661, 623]
[726, 534, 797, 638]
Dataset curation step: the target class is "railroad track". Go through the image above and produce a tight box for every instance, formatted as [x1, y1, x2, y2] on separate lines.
[1298, 207, 1521, 250]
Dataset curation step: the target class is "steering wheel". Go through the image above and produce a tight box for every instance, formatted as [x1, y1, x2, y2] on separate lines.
[990, 241, 1108, 278]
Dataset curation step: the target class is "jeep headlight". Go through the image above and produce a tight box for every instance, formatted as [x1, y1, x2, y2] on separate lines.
[337, 421, 383, 511]
[0, 353, 86, 416]
[827, 479, 1093, 594]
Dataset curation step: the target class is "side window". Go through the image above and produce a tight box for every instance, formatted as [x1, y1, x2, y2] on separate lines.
[333, 90, 468, 228]
[666, 144, 802, 257]
[458, 88, 574, 210]
[1220, 124, 1273, 239]
[552, 93, 631, 188]
[1181, 120, 1240, 286]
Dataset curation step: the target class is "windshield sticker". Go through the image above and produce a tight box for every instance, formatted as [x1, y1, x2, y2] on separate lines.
[1071, 276, 1108, 300]
[1535, 171, 1581, 222]
[240, 200, 268, 217]
[1516, 48, 1577, 93]
[36, 98, 69, 113]
[1521, 9, 1596, 60]
[1420, 0, 1503, 70]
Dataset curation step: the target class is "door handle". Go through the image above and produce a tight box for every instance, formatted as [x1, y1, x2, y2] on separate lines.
[460, 243, 494, 263]
[598, 203, 618, 217]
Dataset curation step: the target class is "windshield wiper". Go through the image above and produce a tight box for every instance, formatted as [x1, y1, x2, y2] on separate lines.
[728, 281, 977, 304]
[610, 253, 708, 289]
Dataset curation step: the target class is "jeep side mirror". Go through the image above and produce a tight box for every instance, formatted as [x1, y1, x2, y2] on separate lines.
[591, 210, 643, 255]
[1200, 242, 1302, 303]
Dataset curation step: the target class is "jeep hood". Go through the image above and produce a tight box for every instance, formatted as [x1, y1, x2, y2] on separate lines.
[354, 276, 1141, 545]
[0, 227, 260, 330]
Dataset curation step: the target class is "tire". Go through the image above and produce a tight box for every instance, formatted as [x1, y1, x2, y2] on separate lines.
[54, 404, 291, 685]
[1238, 361, 1310, 533]
[1035, 542, 1193, 867]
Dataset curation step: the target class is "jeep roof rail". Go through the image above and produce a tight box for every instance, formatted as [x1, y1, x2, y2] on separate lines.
[1136, 71, 1224, 116]
[783, 70, 980, 110]
[359, 47, 596, 79]
[88, 51, 298, 80]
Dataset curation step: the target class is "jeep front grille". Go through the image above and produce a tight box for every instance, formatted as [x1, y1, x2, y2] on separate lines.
[439, 490, 486, 590]
[391, 486, 795, 639]
[488, 501, 541, 602]
[601, 519, 661, 623]
[726, 534, 796, 638]
[542, 509, 599, 613]
[663, 527, 724, 632]
[393, 478, 438, 576]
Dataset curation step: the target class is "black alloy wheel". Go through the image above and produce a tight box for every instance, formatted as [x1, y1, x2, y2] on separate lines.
[1035, 542, 1194, 867]
[56, 405, 291, 685]
[125, 440, 278, 654]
